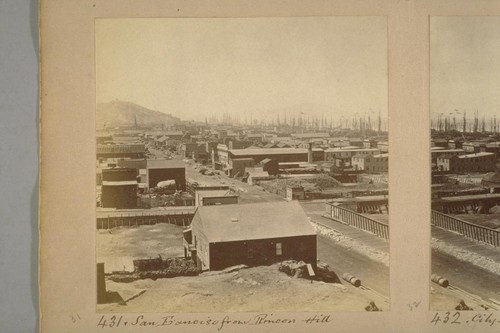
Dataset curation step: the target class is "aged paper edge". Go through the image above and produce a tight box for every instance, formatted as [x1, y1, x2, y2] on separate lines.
[39, 0, 500, 332]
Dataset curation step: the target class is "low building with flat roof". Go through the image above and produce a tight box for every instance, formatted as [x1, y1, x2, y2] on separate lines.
[146, 159, 186, 190]
[195, 189, 239, 207]
[101, 180, 138, 209]
[437, 152, 496, 173]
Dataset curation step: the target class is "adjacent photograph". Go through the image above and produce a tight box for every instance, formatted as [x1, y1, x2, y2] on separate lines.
[430, 16, 500, 311]
[94, 17, 389, 312]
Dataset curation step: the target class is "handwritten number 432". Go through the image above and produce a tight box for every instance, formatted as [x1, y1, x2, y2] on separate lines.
[431, 312, 461, 325]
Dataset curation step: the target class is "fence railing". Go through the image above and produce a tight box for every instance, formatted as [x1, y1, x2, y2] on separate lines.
[325, 204, 389, 240]
[97, 212, 195, 229]
[431, 210, 500, 248]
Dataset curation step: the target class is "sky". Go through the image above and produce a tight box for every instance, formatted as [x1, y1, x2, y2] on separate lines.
[96, 17, 387, 122]
[431, 16, 500, 120]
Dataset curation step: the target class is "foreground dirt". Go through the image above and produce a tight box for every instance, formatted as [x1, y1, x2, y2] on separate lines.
[98, 263, 375, 313]
[97, 220, 386, 312]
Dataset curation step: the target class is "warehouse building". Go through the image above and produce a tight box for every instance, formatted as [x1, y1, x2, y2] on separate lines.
[146, 159, 186, 191]
[96, 143, 145, 159]
[195, 189, 239, 207]
[436, 152, 496, 173]
[324, 147, 380, 165]
[100, 167, 138, 209]
[352, 153, 389, 173]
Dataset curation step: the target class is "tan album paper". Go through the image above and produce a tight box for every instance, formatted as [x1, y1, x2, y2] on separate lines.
[39, 0, 500, 332]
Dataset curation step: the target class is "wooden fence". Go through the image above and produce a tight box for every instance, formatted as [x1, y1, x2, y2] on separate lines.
[325, 203, 389, 240]
[97, 211, 195, 229]
[431, 210, 500, 248]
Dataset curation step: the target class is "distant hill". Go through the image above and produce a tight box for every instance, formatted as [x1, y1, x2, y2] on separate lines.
[96, 100, 182, 127]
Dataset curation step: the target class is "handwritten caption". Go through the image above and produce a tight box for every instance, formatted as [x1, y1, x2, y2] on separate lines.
[430, 311, 499, 328]
[97, 313, 331, 331]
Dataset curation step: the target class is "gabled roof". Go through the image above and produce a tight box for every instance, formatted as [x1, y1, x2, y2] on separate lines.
[192, 201, 316, 243]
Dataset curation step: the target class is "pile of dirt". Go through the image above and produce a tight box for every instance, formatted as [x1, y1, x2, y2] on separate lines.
[262, 175, 342, 193]
[109, 257, 200, 282]
[278, 260, 341, 283]
[278, 260, 308, 278]
[99, 262, 378, 313]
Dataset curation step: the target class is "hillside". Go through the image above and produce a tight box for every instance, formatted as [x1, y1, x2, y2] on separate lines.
[96, 100, 182, 127]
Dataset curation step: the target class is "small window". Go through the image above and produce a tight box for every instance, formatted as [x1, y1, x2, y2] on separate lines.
[276, 242, 282, 256]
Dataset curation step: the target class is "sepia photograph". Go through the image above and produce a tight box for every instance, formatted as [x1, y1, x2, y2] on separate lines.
[430, 16, 500, 311]
[94, 17, 390, 313]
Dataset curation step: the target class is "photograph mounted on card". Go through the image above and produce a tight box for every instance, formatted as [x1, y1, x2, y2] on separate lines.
[430, 16, 500, 312]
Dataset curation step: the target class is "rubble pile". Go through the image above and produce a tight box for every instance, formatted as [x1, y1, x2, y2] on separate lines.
[278, 260, 308, 278]
[109, 257, 200, 282]
[262, 175, 341, 194]
[278, 260, 341, 283]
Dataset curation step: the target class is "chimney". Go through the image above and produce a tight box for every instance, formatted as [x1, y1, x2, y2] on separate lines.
[228, 140, 233, 150]
[308, 142, 313, 163]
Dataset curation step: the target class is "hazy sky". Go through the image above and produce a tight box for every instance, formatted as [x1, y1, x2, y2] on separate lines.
[431, 16, 500, 119]
[96, 17, 387, 122]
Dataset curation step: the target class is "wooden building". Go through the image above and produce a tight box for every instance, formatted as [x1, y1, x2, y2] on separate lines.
[146, 159, 186, 190]
[186, 201, 317, 271]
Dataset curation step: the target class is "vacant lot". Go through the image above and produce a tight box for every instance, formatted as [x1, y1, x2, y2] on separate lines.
[97, 223, 184, 273]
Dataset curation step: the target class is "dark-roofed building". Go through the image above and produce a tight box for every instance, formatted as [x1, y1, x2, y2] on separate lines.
[437, 152, 496, 173]
[163, 131, 185, 139]
[187, 201, 317, 271]
[100, 167, 139, 208]
[195, 189, 239, 207]
[96, 144, 145, 159]
[431, 148, 464, 163]
[147, 159, 186, 190]
[116, 158, 147, 170]
[228, 158, 255, 177]
[259, 158, 279, 176]
[228, 147, 324, 164]
[291, 132, 330, 140]
[324, 147, 380, 164]
[482, 172, 500, 193]
[101, 181, 138, 209]
[180, 142, 209, 162]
